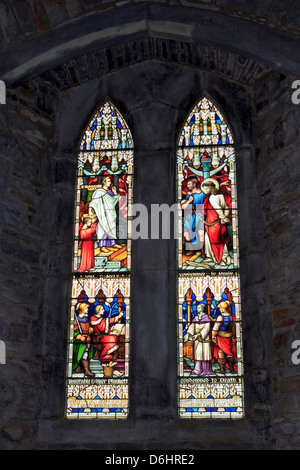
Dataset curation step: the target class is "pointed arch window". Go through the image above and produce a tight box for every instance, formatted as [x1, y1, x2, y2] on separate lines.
[65, 101, 133, 419]
[177, 96, 244, 418]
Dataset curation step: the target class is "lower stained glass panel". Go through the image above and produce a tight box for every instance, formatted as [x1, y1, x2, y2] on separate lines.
[178, 272, 244, 418]
[65, 274, 130, 419]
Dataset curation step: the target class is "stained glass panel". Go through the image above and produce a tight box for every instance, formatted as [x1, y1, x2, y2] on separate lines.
[74, 149, 133, 273]
[177, 96, 244, 419]
[177, 97, 238, 271]
[65, 101, 133, 419]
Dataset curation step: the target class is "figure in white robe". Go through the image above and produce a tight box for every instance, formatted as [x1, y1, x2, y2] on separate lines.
[184, 304, 215, 376]
[88, 176, 121, 249]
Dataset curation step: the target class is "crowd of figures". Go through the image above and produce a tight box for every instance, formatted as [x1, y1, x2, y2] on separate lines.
[183, 293, 237, 377]
[72, 293, 126, 378]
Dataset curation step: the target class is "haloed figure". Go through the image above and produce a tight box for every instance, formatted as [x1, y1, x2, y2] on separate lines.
[201, 178, 233, 267]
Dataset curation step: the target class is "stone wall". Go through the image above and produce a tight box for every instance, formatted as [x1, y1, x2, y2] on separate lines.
[253, 71, 300, 449]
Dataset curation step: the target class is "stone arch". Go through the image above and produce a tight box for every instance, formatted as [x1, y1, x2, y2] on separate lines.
[1, 4, 300, 87]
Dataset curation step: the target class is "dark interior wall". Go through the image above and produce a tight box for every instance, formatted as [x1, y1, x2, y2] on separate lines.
[253, 72, 300, 448]
[0, 1, 299, 450]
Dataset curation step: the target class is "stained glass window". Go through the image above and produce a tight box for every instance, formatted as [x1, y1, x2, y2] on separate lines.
[177, 96, 244, 418]
[65, 101, 133, 419]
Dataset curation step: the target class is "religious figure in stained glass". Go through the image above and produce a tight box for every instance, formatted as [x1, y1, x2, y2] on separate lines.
[180, 175, 206, 256]
[65, 101, 132, 419]
[88, 175, 122, 249]
[72, 302, 95, 377]
[201, 178, 232, 267]
[177, 96, 243, 419]
[184, 303, 215, 376]
[77, 216, 98, 273]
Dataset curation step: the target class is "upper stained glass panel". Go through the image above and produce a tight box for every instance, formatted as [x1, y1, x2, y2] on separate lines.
[73, 102, 134, 274]
[177, 97, 238, 271]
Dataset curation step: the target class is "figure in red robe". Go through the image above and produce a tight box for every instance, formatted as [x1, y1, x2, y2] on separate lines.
[90, 304, 124, 365]
[77, 216, 97, 273]
[201, 178, 232, 266]
[211, 300, 237, 374]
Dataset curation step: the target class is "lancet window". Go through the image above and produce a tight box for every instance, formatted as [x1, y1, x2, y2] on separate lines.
[177, 96, 244, 418]
[65, 101, 133, 419]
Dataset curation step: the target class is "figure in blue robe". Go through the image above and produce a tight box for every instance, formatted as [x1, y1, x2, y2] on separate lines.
[183, 191, 206, 251]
